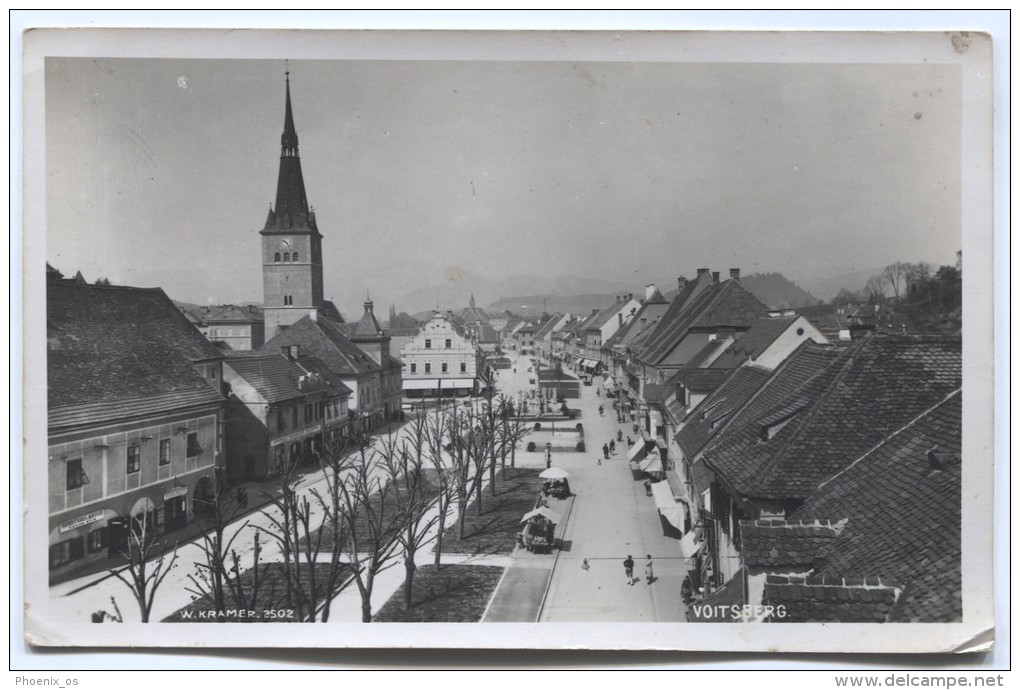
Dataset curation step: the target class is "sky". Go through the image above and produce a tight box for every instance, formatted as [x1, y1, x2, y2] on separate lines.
[45, 55, 962, 316]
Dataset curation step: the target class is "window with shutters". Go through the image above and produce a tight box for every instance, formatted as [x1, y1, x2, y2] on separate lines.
[441, 362, 448, 373]
[159, 439, 171, 466]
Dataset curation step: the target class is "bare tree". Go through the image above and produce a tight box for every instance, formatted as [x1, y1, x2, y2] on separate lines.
[327, 431, 406, 622]
[255, 461, 336, 622]
[184, 485, 279, 620]
[109, 513, 179, 623]
[381, 413, 441, 610]
[865, 274, 888, 302]
[883, 261, 910, 300]
[424, 409, 456, 567]
[445, 402, 485, 539]
[495, 395, 529, 476]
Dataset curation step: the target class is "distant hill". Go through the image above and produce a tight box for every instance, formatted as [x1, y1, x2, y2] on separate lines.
[799, 267, 884, 303]
[487, 293, 628, 318]
[739, 272, 820, 309]
[391, 274, 639, 315]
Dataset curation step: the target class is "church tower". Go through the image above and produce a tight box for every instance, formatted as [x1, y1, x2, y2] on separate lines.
[261, 72, 325, 335]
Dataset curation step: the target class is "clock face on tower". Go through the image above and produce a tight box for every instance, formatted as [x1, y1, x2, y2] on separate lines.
[280, 238, 291, 249]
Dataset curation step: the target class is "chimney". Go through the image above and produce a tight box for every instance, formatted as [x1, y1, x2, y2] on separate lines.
[281, 345, 299, 360]
[730, 268, 740, 282]
[697, 268, 710, 280]
[618, 313, 623, 327]
[628, 293, 634, 302]
[712, 271, 720, 284]
[677, 276, 687, 290]
[309, 308, 318, 322]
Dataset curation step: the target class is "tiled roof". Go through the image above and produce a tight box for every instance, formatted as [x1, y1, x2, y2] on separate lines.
[206, 304, 264, 324]
[684, 337, 732, 369]
[637, 280, 771, 366]
[763, 574, 900, 623]
[709, 315, 799, 369]
[48, 283, 224, 417]
[352, 302, 385, 339]
[678, 367, 731, 393]
[226, 353, 351, 403]
[589, 298, 634, 330]
[533, 314, 562, 339]
[477, 324, 499, 343]
[739, 518, 845, 568]
[676, 365, 772, 460]
[704, 334, 960, 502]
[790, 391, 962, 622]
[261, 315, 382, 376]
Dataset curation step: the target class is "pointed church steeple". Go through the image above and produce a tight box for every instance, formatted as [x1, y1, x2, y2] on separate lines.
[260, 69, 326, 336]
[264, 71, 315, 234]
[281, 71, 299, 156]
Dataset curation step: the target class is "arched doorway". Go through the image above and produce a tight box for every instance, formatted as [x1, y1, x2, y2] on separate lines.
[193, 476, 216, 520]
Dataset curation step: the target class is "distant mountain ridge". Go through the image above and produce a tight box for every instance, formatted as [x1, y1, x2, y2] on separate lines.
[392, 274, 640, 315]
[739, 272, 819, 309]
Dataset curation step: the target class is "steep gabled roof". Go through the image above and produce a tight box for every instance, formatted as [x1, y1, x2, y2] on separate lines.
[206, 304, 264, 324]
[226, 353, 352, 404]
[709, 315, 800, 369]
[477, 324, 499, 343]
[261, 315, 381, 376]
[47, 282, 224, 423]
[637, 280, 772, 366]
[705, 334, 961, 503]
[790, 391, 962, 622]
[588, 297, 635, 331]
[533, 313, 563, 340]
[676, 364, 773, 460]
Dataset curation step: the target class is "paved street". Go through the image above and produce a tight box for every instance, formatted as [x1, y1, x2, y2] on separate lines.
[45, 349, 685, 624]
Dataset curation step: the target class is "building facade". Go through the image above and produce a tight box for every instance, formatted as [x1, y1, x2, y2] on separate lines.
[47, 282, 227, 583]
[400, 311, 483, 400]
[223, 347, 352, 478]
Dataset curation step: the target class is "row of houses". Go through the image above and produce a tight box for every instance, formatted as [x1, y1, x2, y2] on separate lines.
[599, 267, 961, 623]
[482, 266, 962, 622]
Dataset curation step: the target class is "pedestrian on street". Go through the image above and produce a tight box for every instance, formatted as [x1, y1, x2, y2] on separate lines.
[599, 405, 604, 417]
[602, 443, 610, 460]
[617, 430, 623, 442]
[624, 555, 635, 585]
[645, 555, 655, 584]
[644, 479, 652, 496]
[582, 558, 590, 571]
[596, 388, 600, 397]
[597, 457, 602, 466]
[627, 436, 634, 448]
[610, 440, 616, 454]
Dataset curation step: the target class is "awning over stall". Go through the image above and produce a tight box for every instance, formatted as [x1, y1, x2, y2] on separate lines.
[403, 378, 476, 391]
[639, 449, 663, 474]
[650, 480, 685, 532]
[627, 440, 651, 465]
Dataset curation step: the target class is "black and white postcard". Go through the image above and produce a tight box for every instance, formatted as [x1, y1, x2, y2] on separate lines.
[21, 27, 996, 654]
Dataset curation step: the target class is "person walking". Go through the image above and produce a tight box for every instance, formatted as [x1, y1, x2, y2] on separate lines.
[610, 439, 616, 454]
[644, 479, 652, 497]
[602, 443, 610, 461]
[617, 430, 623, 442]
[624, 555, 635, 585]
[599, 405, 604, 417]
[645, 555, 655, 584]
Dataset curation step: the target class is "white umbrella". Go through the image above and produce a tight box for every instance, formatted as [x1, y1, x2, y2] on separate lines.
[520, 506, 561, 524]
[539, 467, 570, 480]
